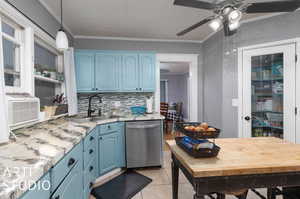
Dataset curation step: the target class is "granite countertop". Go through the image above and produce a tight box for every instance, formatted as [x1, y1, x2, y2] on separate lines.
[0, 113, 164, 199]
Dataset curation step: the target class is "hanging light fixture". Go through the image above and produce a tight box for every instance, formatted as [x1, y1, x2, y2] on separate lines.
[56, 0, 69, 51]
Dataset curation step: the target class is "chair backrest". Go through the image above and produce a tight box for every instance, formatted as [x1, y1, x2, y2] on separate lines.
[160, 102, 169, 117]
[176, 102, 183, 115]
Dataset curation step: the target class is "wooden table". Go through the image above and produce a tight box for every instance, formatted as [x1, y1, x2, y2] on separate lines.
[166, 137, 300, 199]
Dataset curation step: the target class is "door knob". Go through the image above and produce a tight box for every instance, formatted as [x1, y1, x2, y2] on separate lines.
[244, 116, 251, 121]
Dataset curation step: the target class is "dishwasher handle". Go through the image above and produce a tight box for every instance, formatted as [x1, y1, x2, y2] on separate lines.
[126, 124, 161, 129]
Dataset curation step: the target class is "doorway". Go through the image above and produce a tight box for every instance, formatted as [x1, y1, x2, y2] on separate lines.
[155, 54, 199, 122]
[238, 40, 298, 143]
[160, 79, 168, 103]
[160, 62, 189, 120]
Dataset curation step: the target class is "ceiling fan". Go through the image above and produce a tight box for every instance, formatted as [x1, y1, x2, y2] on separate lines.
[175, 0, 300, 36]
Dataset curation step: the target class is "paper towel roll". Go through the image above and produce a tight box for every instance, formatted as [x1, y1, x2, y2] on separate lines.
[146, 97, 153, 113]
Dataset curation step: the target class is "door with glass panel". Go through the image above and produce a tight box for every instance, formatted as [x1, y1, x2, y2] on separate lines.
[242, 43, 296, 143]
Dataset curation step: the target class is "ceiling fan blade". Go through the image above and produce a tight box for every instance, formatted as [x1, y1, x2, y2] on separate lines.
[174, 0, 217, 10]
[245, 1, 300, 13]
[177, 16, 215, 36]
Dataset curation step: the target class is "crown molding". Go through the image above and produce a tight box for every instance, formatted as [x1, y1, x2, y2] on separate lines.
[74, 35, 203, 44]
[38, 0, 74, 37]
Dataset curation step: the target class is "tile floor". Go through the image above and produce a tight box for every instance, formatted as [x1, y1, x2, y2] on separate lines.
[91, 150, 283, 199]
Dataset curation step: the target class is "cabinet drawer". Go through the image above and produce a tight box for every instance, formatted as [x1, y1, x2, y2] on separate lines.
[20, 173, 51, 199]
[51, 142, 83, 192]
[84, 141, 97, 169]
[51, 161, 83, 199]
[84, 128, 97, 152]
[84, 158, 98, 190]
[99, 122, 120, 135]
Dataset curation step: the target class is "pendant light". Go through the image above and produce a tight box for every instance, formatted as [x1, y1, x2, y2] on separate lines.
[56, 0, 69, 51]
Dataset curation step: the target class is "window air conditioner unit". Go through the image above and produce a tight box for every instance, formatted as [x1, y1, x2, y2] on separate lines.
[6, 94, 40, 128]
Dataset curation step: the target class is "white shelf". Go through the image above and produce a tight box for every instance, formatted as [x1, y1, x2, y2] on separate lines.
[34, 75, 62, 84]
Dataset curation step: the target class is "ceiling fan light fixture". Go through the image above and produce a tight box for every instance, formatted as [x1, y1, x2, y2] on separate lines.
[228, 21, 240, 31]
[208, 17, 223, 31]
[228, 9, 242, 22]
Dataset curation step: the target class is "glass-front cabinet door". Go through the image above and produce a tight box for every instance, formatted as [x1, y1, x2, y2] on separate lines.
[242, 43, 296, 143]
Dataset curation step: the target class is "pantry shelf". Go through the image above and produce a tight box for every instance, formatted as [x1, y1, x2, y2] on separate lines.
[252, 111, 283, 114]
[35, 75, 62, 84]
[252, 125, 283, 130]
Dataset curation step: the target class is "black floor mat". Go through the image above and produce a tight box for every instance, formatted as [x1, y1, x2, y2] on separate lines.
[91, 170, 152, 199]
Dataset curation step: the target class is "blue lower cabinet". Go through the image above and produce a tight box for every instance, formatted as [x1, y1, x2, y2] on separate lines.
[118, 123, 126, 168]
[20, 173, 51, 199]
[51, 142, 83, 192]
[99, 132, 119, 175]
[98, 122, 125, 175]
[51, 161, 83, 199]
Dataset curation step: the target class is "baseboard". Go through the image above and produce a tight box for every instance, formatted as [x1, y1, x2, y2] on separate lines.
[94, 168, 124, 186]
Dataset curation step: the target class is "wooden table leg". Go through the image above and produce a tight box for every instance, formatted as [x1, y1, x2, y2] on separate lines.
[172, 161, 179, 199]
[267, 188, 276, 199]
[216, 193, 225, 199]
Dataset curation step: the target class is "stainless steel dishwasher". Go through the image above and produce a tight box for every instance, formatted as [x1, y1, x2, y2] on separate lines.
[126, 120, 163, 168]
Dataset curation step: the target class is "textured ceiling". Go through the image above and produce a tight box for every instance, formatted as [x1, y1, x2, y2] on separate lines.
[40, 0, 271, 41]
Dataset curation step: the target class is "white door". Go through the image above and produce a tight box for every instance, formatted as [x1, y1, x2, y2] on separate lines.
[241, 43, 296, 143]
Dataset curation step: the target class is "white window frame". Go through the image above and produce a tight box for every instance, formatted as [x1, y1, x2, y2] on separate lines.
[1, 16, 27, 93]
[0, 15, 9, 143]
[34, 36, 65, 102]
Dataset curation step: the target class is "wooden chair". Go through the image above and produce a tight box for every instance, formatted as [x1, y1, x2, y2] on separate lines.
[160, 102, 168, 117]
[268, 187, 300, 199]
[160, 102, 169, 134]
[175, 102, 183, 122]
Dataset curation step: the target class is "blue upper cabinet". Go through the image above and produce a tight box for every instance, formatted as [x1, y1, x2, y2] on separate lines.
[95, 53, 120, 91]
[139, 54, 156, 92]
[121, 54, 139, 92]
[75, 52, 95, 92]
[75, 50, 156, 93]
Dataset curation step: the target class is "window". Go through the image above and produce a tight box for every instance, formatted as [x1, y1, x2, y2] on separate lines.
[1, 19, 24, 90]
[34, 39, 65, 112]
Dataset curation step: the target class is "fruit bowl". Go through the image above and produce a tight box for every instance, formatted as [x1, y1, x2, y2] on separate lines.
[176, 122, 220, 139]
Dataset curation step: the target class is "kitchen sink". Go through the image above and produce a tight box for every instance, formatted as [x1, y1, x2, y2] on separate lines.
[68, 114, 120, 123]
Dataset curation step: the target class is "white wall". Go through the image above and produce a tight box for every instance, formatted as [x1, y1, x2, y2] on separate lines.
[160, 73, 189, 119]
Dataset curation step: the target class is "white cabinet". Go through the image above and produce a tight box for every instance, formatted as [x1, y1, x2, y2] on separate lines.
[239, 41, 298, 143]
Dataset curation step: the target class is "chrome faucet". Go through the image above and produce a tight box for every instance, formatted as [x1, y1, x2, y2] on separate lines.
[87, 94, 102, 117]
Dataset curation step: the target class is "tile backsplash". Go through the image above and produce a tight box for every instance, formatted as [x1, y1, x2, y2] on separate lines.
[77, 93, 154, 115]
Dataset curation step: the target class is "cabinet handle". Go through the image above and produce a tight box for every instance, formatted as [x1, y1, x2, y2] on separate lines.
[67, 158, 76, 167]
[55, 196, 60, 199]
[100, 137, 103, 140]
[108, 125, 111, 129]
[139, 88, 142, 91]
[90, 136, 94, 141]
[136, 88, 138, 91]
[89, 149, 94, 154]
[89, 166, 94, 172]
